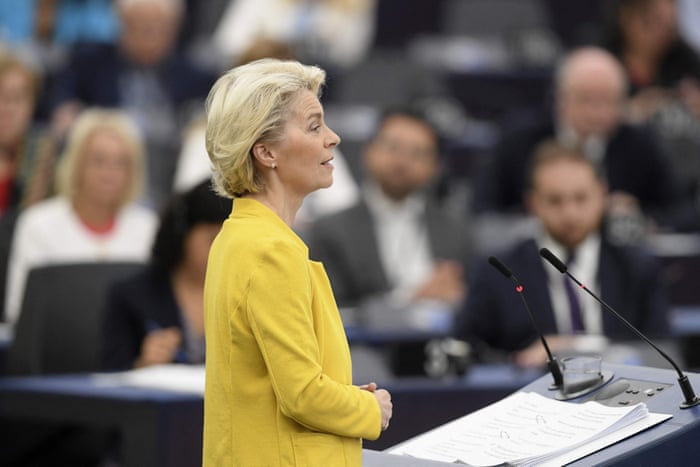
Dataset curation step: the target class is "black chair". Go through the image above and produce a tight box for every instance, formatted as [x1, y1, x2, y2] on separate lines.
[2, 261, 144, 466]
[7, 261, 144, 376]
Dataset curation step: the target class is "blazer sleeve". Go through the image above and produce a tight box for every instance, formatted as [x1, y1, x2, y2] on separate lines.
[101, 282, 138, 371]
[246, 240, 382, 440]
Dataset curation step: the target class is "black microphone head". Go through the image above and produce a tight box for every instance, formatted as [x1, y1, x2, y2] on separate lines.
[540, 248, 567, 273]
[488, 256, 512, 278]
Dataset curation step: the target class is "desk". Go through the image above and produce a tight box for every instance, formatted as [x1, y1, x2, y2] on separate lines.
[0, 364, 541, 466]
[388, 363, 700, 466]
[0, 375, 203, 467]
[0, 324, 11, 375]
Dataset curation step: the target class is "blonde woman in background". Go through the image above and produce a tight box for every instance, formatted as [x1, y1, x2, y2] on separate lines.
[202, 59, 391, 466]
[4, 108, 158, 326]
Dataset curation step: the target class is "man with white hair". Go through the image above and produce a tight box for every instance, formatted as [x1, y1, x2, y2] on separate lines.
[473, 47, 683, 234]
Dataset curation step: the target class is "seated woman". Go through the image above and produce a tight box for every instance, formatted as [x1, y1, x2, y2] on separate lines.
[0, 48, 58, 216]
[0, 49, 60, 321]
[101, 179, 230, 370]
[601, 0, 700, 229]
[4, 108, 158, 326]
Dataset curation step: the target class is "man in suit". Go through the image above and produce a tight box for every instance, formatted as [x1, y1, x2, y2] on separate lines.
[307, 106, 472, 374]
[454, 140, 669, 368]
[472, 46, 685, 233]
[308, 106, 471, 311]
[49, 0, 216, 208]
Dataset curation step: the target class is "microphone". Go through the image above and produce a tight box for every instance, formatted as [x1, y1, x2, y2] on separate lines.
[487, 256, 564, 390]
[539, 247, 700, 409]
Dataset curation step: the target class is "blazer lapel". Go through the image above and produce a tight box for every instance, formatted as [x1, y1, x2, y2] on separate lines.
[515, 240, 559, 334]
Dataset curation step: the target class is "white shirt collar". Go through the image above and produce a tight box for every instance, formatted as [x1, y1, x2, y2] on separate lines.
[538, 231, 603, 334]
[363, 181, 433, 299]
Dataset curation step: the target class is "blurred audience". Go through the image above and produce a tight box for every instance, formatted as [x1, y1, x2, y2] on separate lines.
[473, 46, 685, 243]
[4, 108, 158, 326]
[601, 0, 700, 121]
[455, 141, 669, 368]
[212, 0, 377, 70]
[308, 106, 472, 375]
[601, 0, 700, 224]
[308, 106, 472, 323]
[48, 0, 216, 208]
[0, 48, 59, 320]
[101, 179, 229, 371]
[0, 48, 57, 216]
[0, 0, 119, 76]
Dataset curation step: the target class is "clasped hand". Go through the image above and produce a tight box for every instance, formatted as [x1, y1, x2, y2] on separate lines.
[360, 382, 393, 431]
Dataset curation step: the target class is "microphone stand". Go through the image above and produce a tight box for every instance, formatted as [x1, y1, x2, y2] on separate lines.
[488, 256, 564, 390]
[540, 247, 700, 409]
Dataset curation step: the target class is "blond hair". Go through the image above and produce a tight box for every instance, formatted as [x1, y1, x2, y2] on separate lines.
[204, 58, 326, 198]
[55, 108, 146, 205]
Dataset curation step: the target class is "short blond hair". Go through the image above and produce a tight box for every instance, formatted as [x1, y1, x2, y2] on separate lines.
[204, 59, 326, 198]
[55, 108, 146, 205]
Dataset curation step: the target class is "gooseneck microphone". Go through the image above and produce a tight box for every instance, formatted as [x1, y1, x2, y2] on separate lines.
[539, 247, 700, 409]
[488, 256, 564, 390]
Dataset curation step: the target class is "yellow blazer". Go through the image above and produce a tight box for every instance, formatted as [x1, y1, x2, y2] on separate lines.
[203, 198, 381, 466]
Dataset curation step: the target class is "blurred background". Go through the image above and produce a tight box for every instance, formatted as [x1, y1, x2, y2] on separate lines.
[2, 0, 700, 465]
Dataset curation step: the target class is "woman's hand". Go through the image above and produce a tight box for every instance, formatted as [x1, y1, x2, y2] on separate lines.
[134, 327, 182, 368]
[360, 382, 393, 431]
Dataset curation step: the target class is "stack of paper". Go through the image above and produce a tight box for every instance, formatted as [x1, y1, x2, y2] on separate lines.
[390, 391, 671, 466]
[93, 364, 205, 395]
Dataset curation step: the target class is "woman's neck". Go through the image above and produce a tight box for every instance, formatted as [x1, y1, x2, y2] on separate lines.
[244, 189, 302, 227]
[73, 197, 119, 232]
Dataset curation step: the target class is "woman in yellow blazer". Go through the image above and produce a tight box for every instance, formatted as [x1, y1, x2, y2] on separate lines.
[202, 59, 393, 466]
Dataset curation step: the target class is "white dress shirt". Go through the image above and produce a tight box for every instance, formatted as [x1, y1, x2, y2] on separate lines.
[364, 182, 433, 304]
[538, 232, 603, 335]
[4, 197, 158, 326]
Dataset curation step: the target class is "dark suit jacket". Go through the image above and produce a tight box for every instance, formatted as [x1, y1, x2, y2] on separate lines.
[473, 119, 681, 222]
[307, 197, 473, 308]
[453, 238, 670, 356]
[49, 42, 216, 112]
[101, 265, 187, 371]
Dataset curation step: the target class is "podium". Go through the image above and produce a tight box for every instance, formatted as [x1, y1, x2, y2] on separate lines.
[364, 363, 700, 466]
[1, 363, 699, 466]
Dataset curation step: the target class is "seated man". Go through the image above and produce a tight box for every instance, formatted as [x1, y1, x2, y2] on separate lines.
[307, 106, 473, 374]
[472, 46, 686, 238]
[454, 140, 670, 368]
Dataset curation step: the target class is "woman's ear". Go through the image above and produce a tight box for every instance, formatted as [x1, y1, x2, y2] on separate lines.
[251, 142, 277, 169]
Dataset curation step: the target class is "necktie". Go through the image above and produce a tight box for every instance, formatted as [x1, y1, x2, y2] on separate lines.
[564, 251, 584, 332]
